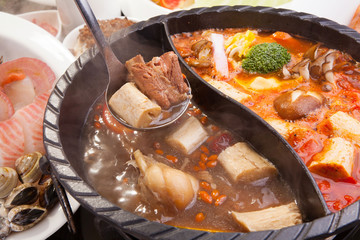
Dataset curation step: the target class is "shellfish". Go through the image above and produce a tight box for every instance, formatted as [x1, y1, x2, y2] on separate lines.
[8, 205, 47, 232]
[0, 167, 19, 199]
[15, 152, 42, 184]
[4, 183, 38, 209]
[0, 152, 58, 238]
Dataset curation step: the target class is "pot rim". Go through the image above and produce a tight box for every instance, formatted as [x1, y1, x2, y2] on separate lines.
[43, 5, 360, 239]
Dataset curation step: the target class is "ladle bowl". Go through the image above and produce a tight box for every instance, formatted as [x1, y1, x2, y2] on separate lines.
[74, 0, 191, 131]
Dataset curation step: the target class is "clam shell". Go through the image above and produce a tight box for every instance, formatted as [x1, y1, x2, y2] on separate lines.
[15, 152, 42, 184]
[8, 205, 47, 232]
[4, 183, 38, 209]
[0, 167, 19, 199]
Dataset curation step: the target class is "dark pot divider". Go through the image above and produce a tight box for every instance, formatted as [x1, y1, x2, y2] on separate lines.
[43, 6, 360, 240]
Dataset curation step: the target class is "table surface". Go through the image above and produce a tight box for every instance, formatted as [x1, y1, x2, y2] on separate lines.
[2, 1, 360, 240]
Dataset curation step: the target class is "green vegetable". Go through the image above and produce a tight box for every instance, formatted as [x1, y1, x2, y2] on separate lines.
[242, 42, 291, 74]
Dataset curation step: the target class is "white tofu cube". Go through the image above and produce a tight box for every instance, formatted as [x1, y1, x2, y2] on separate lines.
[166, 116, 208, 155]
[208, 80, 250, 102]
[218, 142, 277, 182]
[325, 111, 360, 146]
[308, 137, 354, 181]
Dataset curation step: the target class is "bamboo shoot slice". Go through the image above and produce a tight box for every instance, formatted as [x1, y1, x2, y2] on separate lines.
[231, 202, 302, 232]
[108, 82, 161, 128]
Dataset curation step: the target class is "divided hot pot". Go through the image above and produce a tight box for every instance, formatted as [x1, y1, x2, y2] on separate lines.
[43, 6, 360, 239]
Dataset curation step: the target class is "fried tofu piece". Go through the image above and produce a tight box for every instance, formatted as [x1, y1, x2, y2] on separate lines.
[324, 111, 360, 145]
[218, 142, 277, 182]
[265, 118, 300, 139]
[166, 116, 208, 155]
[208, 80, 250, 102]
[109, 82, 161, 128]
[308, 137, 354, 181]
[231, 202, 302, 232]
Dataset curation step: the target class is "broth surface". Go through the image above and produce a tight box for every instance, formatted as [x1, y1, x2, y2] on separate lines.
[171, 28, 360, 212]
[81, 97, 296, 232]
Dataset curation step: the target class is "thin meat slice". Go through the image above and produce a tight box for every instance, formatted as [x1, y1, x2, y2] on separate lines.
[0, 90, 14, 121]
[125, 52, 189, 109]
[0, 57, 56, 96]
[0, 118, 25, 168]
[12, 92, 50, 155]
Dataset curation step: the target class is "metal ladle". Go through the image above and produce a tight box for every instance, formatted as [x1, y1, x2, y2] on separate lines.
[74, 0, 191, 131]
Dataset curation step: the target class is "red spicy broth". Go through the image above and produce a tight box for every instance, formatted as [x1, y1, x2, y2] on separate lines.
[171, 28, 360, 212]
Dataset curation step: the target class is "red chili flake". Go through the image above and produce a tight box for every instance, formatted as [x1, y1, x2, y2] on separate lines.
[206, 160, 217, 168]
[332, 200, 343, 211]
[200, 153, 208, 162]
[344, 195, 354, 205]
[198, 161, 206, 170]
[200, 146, 210, 155]
[211, 189, 220, 199]
[195, 212, 205, 222]
[166, 155, 178, 163]
[94, 122, 101, 129]
[214, 195, 227, 206]
[200, 181, 211, 191]
[200, 116, 208, 125]
[199, 191, 213, 204]
[155, 149, 164, 155]
[317, 180, 331, 191]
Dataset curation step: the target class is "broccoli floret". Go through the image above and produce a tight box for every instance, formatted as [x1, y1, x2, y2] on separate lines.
[242, 42, 291, 74]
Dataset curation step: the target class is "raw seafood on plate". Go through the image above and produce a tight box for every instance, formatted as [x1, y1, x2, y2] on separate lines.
[0, 57, 58, 238]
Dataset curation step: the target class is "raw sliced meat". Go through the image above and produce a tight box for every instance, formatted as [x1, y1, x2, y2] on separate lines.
[3, 77, 36, 111]
[0, 118, 25, 168]
[0, 90, 14, 121]
[12, 92, 50, 155]
[0, 57, 56, 96]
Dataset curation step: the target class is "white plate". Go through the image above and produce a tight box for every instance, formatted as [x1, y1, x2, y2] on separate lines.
[123, 0, 360, 24]
[0, 11, 80, 240]
[27, 0, 56, 7]
[62, 17, 139, 57]
[281, 0, 360, 25]
[18, 10, 62, 40]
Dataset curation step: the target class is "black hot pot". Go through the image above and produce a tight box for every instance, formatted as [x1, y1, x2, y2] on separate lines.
[43, 6, 360, 239]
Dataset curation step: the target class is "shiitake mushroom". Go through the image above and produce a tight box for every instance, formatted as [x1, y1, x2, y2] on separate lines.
[274, 90, 323, 120]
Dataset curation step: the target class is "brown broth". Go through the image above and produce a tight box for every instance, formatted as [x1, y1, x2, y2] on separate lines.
[81, 97, 297, 232]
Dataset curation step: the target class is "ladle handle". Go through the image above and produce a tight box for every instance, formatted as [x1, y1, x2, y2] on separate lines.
[73, 0, 108, 55]
[73, 0, 123, 71]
